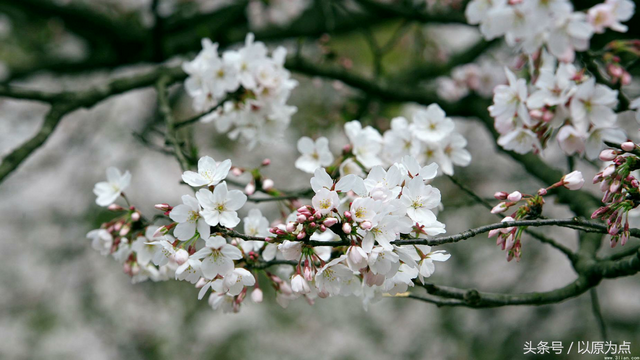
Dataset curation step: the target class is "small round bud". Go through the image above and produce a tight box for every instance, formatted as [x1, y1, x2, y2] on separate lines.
[360, 221, 373, 230]
[261, 158, 271, 166]
[323, 217, 338, 227]
[491, 202, 508, 214]
[251, 288, 263, 303]
[621, 142, 636, 152]
[537, 188, 547, 196]
[262, 179, 274, 191]
[231, 168, 243, 177]
[342, 223, 352, 234]
[494, 191, 508, 200]
[599, 149, 617, 161]
[154, 203, 171, 211]
[174, 249, 189, 265]
[507, 191, 522, 202]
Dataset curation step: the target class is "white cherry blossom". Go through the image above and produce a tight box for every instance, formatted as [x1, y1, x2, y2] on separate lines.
[295, 136, 334, 174]
[93, 167, 131, 207]
[197, 182, 247, 228]
[182, 156, 231, 187]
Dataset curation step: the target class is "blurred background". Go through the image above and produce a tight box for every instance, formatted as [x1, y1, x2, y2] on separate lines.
[0, 0, 639, 359]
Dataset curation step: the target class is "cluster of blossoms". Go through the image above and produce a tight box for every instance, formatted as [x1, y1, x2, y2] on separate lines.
[270, 155, 450, 306]
[294, 106, 471, 177]
[464, 0, 636, 158]
[183, 33, 297, 148]
[490, 56, 627, 158]
[592, 143, 640, 247]
[466, 0, 634, 62]
[247, 0, 311, 30]
[87, 150, 452, 312]
[437, 61, 506, 102]
[490, 170, 585, 261]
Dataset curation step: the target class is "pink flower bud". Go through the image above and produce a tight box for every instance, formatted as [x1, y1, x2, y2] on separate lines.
[262, 158, 271, 166]
[608, 63, 623, 77]
[175, 249, 189, 265]
[262, 179, 274, 191]
[494, 191, 508, 200]
[342, 144, 352, 153]
[622, 72, 632, 85]
[360, 221, 373, 230]
[153, 226, 167, 238]
[231, 167, 243, 177]
[130, 263, 140, 276]
[599, 149, 617, 161]
[286, 222, 296, 233]
[488, 229, 500, 238]
[195, 277, 207, 289]
[344, 211, 352, 219]
[119, 225, 130, 237]
[131, 212, 141, 221]
[342, 223, 352, 234]
[245, 182, 256, 195]
[108, 204, 124, 211]
[542, 111, 554, 122]
[319, 225, 326, 232]
[602, 165, 615, 177]
[323, 217, 338, 227]
[309, 222, 317, 228]
[269, 227, 278, 234]
[506, 251, 514, 262]
[304, 266, 313, 281]
[297, 206, 310, 213]
[154, 203, 171, 211]
[591, 207, 608, 219]
[621, 142, 636, 151]
[507, 191, 522, 202]
[297, 214, 307, 223]
[610, 179, 621, 193]
[505, 235, 515, 250]
[280, 281, 293, 296]
[297, 231, 306, 240]
[491, 202, 508, 214]
[562, 171, 585, 191]
[123, 262, 131, 275]
[251, 288, 263, 303]
[529, 109, 543, 119]
[314, 212, 322, 219]
[364, 271, 385, 287]
[537, 188, 547, 196]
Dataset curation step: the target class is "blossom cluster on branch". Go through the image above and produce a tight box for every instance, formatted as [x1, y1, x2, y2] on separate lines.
[460, 0, 638, 158]
[295, 105, 471, 177]
[490, 170, 585, 261]
[593, 143, 640, 247]
[87, 117, 463, 312]
[466, 0, 633, 61]
[183, 33, 298, 148]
